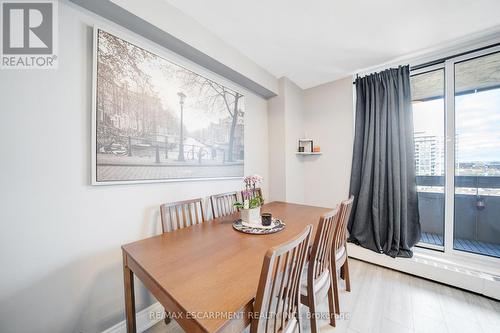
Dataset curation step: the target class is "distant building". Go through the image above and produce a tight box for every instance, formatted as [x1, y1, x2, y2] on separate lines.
[414, 132, 444, 176]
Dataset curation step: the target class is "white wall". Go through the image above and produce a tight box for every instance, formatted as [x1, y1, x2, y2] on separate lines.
[267, 76, 354, 208]
[267, 78, 306, 204]
[267, 80, 286, 201]
[283, 79, 306, 204]
[303, 77, 354, 208]
[0, 1, 269, 332]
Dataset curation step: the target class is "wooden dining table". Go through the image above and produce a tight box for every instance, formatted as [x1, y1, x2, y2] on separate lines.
[122, 201, 332, 333]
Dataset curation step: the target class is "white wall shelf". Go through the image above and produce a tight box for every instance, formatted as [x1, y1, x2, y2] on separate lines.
[295, 152, 322, 155]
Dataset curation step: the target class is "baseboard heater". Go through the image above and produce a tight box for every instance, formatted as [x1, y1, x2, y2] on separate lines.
[347, 243, 500, 301]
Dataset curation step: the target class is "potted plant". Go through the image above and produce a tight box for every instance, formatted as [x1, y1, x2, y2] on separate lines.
[234, 175, 263, 225]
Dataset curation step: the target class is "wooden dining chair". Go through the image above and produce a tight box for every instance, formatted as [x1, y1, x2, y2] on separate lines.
[210, 191, 239, 218]
[300, 209, 339, 331]
[251, 225, 313, 333]
[331, 196, 354, 316]
[159, 198, 206, 323]
[159, 198, 205, 233]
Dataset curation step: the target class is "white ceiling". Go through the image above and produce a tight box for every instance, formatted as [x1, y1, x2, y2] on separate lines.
[164, 0, 500, 89]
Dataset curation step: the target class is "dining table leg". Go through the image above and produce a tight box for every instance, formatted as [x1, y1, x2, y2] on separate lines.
[123, 252, 137, 333]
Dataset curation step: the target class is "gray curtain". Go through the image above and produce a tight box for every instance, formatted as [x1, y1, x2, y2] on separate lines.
[348, 65, 421, 258]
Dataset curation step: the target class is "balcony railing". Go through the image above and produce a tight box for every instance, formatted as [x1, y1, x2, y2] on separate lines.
[417, 175, 500, 189]
[416, 175, 500, 257]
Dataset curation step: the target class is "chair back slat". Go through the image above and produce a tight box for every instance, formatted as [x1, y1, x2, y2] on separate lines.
[194, 203, 200, 223]
[160, 198, 205, 233]
[210, 192, 239, 218]
[181, 205, 187, 228]
[334, 196, 354, 253]
[174, 206, 180, 230]
[308, 209, 339, 281]
[241, 187, 263, 203]
[251, 225, 312, 333]
[188, 204, 193, 226]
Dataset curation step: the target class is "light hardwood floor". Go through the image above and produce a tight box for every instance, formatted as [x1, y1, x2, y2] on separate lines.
[145, 258, 500, 333]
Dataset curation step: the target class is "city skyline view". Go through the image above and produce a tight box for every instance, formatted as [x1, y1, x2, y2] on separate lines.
[456, 88, 500, 163]
[413, 88, 500, 163]
[413, 87, 500, 178]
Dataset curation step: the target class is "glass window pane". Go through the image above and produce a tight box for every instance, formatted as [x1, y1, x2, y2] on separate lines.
[411, 68, 445, 248]
[454, 51, 500, 258]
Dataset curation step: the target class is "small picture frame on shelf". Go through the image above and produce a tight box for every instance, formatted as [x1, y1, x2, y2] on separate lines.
[298, 139, 313, 153]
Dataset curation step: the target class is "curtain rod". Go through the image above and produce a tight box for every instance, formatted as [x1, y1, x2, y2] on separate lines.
[352, 41, 500, 84]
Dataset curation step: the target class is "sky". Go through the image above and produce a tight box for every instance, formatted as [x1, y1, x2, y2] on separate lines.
[413, 88, 500, 162]
[143, 57, 225, 133]
[455, 89, 500, 162]
[114, 34, 242, 133]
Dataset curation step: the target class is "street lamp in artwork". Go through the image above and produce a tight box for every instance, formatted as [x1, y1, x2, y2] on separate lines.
[177, 92, 187, 161]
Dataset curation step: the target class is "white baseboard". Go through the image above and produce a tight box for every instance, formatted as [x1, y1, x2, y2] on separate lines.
[102, 302, 163, 333]
[347, 243, 500, 300]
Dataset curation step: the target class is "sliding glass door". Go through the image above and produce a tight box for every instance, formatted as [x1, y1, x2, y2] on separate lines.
[411, 46, 500, 259]
[453, 50, 500, 258]
[411, 68, 445, 249]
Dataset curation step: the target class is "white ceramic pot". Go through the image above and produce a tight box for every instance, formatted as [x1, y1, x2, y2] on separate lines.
[241, 207, 261, 225]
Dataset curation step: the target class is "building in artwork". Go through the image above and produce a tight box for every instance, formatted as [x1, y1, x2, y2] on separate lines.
[193, 115, 244, 161]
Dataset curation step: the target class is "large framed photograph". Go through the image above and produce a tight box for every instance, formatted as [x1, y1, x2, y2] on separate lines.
[91, 28, 245, 185]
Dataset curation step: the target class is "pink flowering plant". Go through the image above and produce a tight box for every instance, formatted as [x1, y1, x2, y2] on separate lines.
[234, 174, 263, 209]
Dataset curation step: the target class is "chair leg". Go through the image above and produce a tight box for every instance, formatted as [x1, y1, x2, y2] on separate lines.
[327, 278, 336, 327]
[340, 265, 345, 280]
[344, 258, 351, 292]
[307, 289, 318, 333]
[164, 309, 171, 325]
[297, 304, 304, 333]
[332, 264, 340, 315]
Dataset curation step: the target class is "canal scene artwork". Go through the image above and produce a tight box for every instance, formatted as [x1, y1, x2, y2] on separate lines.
[93, 29, 244, 183]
